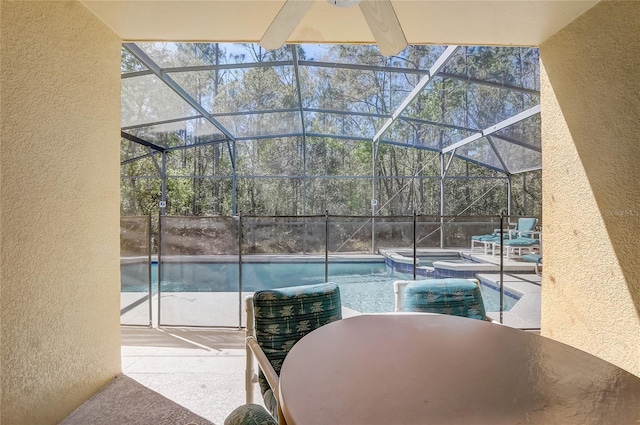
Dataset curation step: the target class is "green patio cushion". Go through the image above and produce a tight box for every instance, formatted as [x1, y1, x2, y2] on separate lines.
[224, 403, 277, 425]
[502, 237, 538, 247]
[522, 253, 542, 263]
[515, 217, 537, 236]
[403, 278, 487, 321]
[253, 282, 342, 414]
[471, 234, 500, 241]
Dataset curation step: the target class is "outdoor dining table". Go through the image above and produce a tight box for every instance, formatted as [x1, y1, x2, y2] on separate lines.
[278, 313, 640, 425]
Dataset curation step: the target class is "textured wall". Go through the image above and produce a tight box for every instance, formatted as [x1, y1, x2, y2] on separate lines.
[0, 1, 122, 423]
[0, 0, 3, 417]
[540, 1, 640, 376]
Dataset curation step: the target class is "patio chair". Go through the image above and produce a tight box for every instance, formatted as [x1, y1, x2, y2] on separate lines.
[393, 278, 491, 321]
[508, 217, 538, 238]
[522, 253, 542, 275]
[470, 217, 538, 253]
[470, 232, 503, 254]
[229, 282, 342, 425]
[492, 234, 541, 261]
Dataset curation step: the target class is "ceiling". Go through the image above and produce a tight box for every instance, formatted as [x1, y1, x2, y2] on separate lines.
[112, 1, 596, 176]
[82, 0, 597, 46]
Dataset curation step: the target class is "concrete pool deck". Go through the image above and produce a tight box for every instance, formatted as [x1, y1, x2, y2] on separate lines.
[120, 326, 259, 424]
[480, 273, 541, 329]
[122, 293, 361, 328]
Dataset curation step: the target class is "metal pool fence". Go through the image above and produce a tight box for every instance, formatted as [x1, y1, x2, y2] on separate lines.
[120, 213, 537, 327]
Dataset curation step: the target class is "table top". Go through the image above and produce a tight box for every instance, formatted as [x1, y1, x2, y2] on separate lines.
[279, 313, 640, 425]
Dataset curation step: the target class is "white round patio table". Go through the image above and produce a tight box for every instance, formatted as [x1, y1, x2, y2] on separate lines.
[279, 313, 640, 425]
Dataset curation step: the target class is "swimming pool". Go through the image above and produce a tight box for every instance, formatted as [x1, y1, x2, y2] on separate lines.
[121, 260, 519, 312]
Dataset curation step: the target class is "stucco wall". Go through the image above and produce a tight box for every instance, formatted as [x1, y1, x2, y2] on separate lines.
[540, 1, 640, 376]
[0, 1, 122, 423]
[0, 0, 3, 418]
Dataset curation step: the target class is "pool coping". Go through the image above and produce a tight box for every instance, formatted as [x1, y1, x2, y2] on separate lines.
[379, 248, 538, 278]
[480, 273, 541, 329]
[123, 254, 386, 264]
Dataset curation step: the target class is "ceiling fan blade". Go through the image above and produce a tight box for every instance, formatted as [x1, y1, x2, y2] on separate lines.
[260, 0, 315, 51]
[359, 0, 407, 56]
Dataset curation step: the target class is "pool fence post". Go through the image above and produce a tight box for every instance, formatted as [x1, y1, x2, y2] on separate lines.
[325, 210, 329, 282]
[413, 211, 417, 280]
[147, 214, 152, 328]
[238, 212, 243, 329]
[157, 211, 162, 328]
[499, 210, 505, 324]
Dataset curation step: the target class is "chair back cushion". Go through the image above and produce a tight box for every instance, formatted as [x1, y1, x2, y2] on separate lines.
[253, 282, 342, 396]
[516, 217, 537, 237]
[403, 278, 487, 320]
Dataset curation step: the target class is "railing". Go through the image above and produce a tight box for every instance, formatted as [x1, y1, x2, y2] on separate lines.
[120, 213, 541, 328]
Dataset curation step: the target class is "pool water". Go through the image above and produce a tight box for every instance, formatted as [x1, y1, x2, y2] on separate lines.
[121, 261, 518, 313]
[334, 270, 518, 313]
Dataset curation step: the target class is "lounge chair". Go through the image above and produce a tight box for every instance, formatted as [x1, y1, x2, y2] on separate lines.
[470, 217, 538, 253]
[507, 217, 538, 239]
[393, 278, 492, 321]
[492, 235, 541, 261]
[522, 253, 542, 275]
[471, 232, 503, 254]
